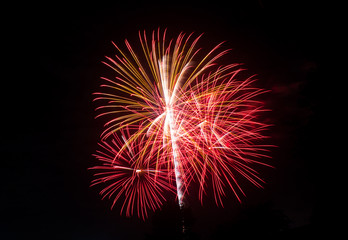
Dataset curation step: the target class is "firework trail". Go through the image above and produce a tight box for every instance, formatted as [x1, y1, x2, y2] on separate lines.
[91, 29, 272, 219]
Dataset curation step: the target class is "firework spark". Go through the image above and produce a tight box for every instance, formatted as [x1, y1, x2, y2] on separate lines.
[91, 29, 272, 219]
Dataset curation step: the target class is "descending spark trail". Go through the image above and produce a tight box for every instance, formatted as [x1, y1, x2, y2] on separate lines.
[168, 108, 183, 206]
[91, 29, 272, 219]
[158, 55, 189, 207]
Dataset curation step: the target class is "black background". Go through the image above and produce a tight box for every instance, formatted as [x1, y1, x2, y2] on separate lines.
[2, 0, 337, 239]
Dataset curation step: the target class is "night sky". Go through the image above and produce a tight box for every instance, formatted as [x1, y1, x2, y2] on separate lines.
[3, 1, 336, 239]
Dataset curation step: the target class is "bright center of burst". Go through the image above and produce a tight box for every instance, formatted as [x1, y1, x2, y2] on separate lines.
[136, 169, 142, 173]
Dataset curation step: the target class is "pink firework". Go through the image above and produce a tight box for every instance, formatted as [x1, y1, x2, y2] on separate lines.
[91, 29, 272, 219]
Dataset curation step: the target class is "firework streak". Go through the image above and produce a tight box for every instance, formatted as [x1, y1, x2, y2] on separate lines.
[91, 29, 272, 220]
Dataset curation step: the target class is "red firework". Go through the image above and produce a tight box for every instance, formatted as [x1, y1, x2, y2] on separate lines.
[91, 127, 176, 220]
[91, 29, 272, 219]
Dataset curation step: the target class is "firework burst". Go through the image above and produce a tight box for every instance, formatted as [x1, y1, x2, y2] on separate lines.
[91, 127, 176, 220]
[91, 29, 272, 219]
